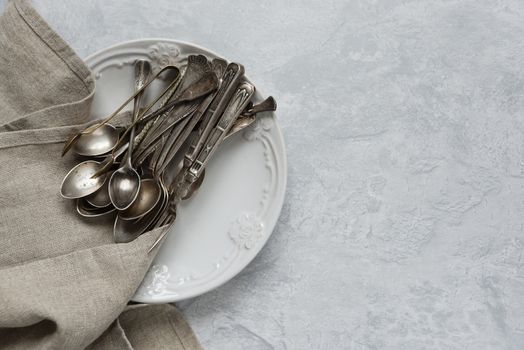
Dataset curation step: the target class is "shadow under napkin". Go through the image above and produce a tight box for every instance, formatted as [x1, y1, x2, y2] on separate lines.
[0, 1, 201, 349]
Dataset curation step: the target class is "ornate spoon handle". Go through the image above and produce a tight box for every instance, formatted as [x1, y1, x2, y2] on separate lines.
[188, 82, 255, 180]
[184, 63, 244, 166]
[132, 67, 184, 148]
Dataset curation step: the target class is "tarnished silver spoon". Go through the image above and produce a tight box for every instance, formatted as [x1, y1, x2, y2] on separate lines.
[109, 60, 151, 210]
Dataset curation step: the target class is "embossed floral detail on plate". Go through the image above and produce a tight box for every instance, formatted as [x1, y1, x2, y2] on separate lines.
[139, 264, 170, 296]
[229, 213, 265, 249]
[148, 43, 183, 73]
[243, 116, 273, 141]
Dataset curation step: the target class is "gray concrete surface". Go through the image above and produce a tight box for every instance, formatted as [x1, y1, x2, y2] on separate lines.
[2, 1, 524, 349]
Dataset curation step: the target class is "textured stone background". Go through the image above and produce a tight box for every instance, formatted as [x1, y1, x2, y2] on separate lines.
[3, 0, 524, 349]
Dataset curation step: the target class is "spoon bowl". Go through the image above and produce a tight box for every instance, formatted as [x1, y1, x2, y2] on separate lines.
[73, 124, 119, 156]
[60, 161, 108, 199]
[119, 179, 161, 220]
[108, 167, 141, 210]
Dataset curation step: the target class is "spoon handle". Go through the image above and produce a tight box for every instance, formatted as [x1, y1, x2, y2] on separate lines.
[132, 68, 184, 149]
[184, 63, 244, 167]
[188, 82, 255, 180]
[126, 60, 151, 166]
[155, 92, 215, 176]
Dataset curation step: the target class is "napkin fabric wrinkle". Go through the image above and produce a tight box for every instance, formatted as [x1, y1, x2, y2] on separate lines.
[0, 1, 201, 349]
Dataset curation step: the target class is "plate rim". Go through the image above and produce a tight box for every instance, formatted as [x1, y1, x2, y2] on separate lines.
[84, 38, 287, 303]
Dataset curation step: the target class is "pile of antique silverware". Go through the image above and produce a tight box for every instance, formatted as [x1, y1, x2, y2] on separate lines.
[60, 55, 276, 251]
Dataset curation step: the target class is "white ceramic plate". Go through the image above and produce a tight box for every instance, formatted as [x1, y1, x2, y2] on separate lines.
[84, 39, 286, 303]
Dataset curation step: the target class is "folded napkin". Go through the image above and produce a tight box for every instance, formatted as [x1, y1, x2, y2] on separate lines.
[0, 1, 201, 349]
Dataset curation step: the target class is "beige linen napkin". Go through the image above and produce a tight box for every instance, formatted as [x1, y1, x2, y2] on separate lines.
[0, 1, 201, 349]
